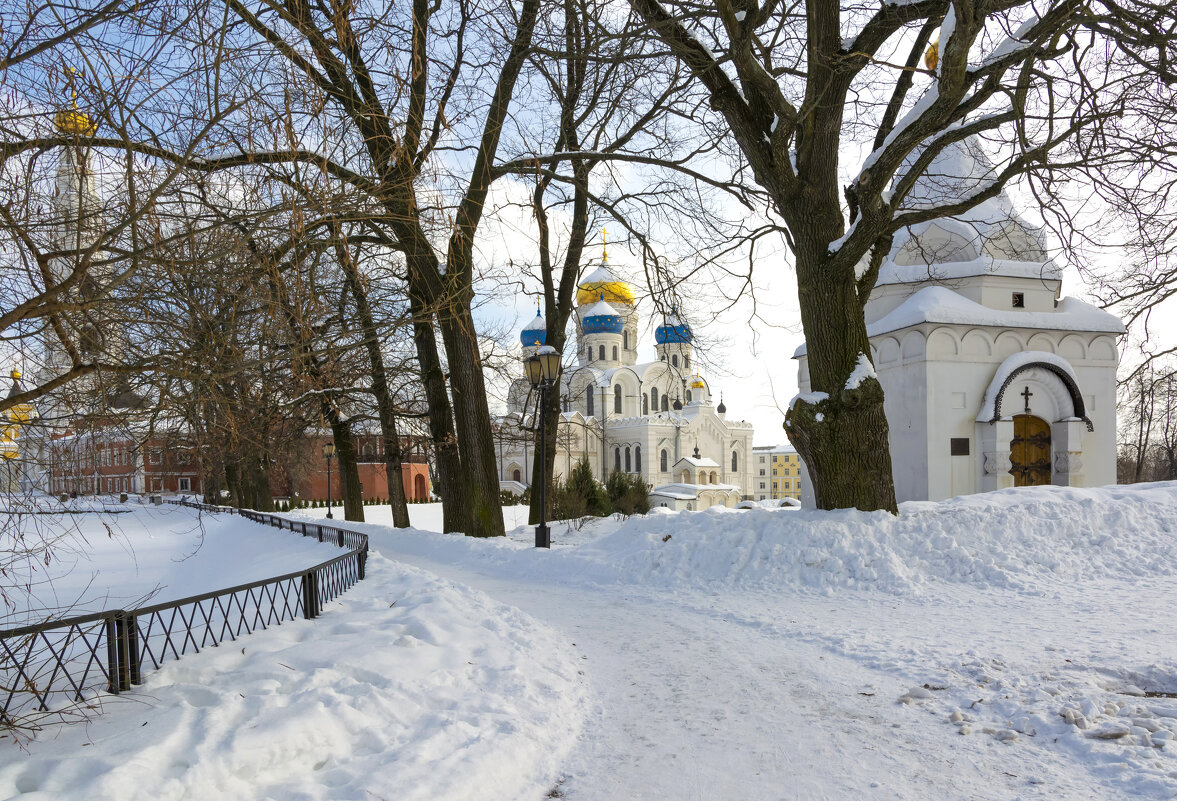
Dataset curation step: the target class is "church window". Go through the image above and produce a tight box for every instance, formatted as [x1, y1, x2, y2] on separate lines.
[661, 394, 668, 412]
[612, 345, 618, 361]
[513, 468, 521, 482]
[660, 354, 665, 361]
[614, 385, 622, 413]
[650, 388, 658, 411]
[685, 390, 692, 403]
[660, 450, 668, 472]
[623, 331, 629, 349]
[625, 446, 632, 472]
[615, 448, 622, 473]
[635, 446, 642, 473]
[599, 345, 605, 360]
[684, 355, 690, 370]
[586, 345, 591, 362]
[587, 391, 594, 417]
[1012, 292, 1025, 308]
[672, 354, 679, 367]
[642, 395, 648, 415]
[731, 451, 738, 472]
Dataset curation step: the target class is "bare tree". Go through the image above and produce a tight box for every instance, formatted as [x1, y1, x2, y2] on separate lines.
[629, 0, 1177, 511]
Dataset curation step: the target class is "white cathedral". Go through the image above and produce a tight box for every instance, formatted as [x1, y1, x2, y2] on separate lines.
[796, 138, 1123, 504]
[499, 248, 756, 510]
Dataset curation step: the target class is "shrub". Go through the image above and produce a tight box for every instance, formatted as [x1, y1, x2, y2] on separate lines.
[606, 471, 650, 516]
[551, 457, 609, 520]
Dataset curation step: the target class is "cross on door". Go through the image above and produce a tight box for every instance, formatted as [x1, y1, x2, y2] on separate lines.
[1021, 386, 1033, 414]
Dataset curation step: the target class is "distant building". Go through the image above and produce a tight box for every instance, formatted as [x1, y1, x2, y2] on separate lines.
[751, 445, 804, 502]
[502, 244, 756, 511]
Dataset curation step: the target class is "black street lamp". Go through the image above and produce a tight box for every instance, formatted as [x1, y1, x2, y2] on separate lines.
[524, 345, 561, 548]
[322, 441, 336, 519]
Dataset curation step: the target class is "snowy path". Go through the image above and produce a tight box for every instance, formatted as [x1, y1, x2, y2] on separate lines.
[372, 542, 1173, 801]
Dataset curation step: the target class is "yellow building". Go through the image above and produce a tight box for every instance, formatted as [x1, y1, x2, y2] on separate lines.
[751, 445, 803, 502]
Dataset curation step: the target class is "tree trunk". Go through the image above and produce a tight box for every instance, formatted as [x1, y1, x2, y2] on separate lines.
[330, 419, 365, 522]
[338, 242, 411, 527]
[436, 305, 505, 537]
[409, 293, 469, 533]
[784, 248, 898, 513]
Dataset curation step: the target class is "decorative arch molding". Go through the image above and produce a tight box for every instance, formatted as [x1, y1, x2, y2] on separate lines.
[900, 330, 926, 361]
[961, 328, 994, 358]
[1026, 333, 1057, 354]
[927, 327, 959, 359]
[876, 336, 901, 365]
[978, 351, 1093, 431]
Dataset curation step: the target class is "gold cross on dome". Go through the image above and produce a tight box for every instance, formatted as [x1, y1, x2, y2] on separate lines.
[602, 228, 608, 261]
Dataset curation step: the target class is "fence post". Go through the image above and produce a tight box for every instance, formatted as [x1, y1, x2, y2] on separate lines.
[126, 614, 141, 686]
[357, 546, 367, 581]
[338, 530, 344, 548]
[105, 616, 120, 694]
[317, 526, 323, 543]
[301, 571, 318, 619]
[112, 613, 132, 691]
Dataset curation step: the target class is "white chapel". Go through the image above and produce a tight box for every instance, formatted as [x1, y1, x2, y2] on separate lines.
[499, 247, 756, 510]
[795, 138, 1124, 503]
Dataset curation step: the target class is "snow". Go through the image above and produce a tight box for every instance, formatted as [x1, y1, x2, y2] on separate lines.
[3, 503, 342, 626]
[866, 285, 1126, 337]
[788, 390, 829, 409]
[876, 255, 1064, 285]
[733, 10, 745, 22]
[845, 352, 876, 390]
[980, 13, 1041, 67]
[7, 484, 1177, 799]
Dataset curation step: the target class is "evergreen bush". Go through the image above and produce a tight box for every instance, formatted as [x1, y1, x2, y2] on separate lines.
[606, 471, 651, 516]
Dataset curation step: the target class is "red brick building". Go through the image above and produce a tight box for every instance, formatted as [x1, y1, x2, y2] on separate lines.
[297, 433, 431, 503]
[49, 429, 202, 496]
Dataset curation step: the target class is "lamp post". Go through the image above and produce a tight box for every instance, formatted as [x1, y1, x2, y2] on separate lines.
[524, 345, 560, 548]
[322, 441, 336, 519]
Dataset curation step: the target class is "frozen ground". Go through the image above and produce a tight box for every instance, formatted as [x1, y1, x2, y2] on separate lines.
[3, 484, 1177, 800]
[2, 500, 341, 626]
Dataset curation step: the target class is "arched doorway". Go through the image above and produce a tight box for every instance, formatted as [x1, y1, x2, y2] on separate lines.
[413, 473, 427, 499]
[1010, 414, 1051, 486]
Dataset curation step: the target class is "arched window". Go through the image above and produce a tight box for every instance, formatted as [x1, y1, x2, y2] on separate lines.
[623, 330, 629, 349]
[672, 354, 679, 367]
[512, 468, 521, 482]
[685, 390, 692, 403]
[586, 345, 592, 362]
[599, 345, 605, 361]
[635, 446, 642, 473]
[612, 345, 618, 361]
[661, 394, 668, 412]
[660, 354, 666, 361]
[685, 355, 690, 370]
[614, 384, 622, 413]
[709, 471, 717, 484]
[660, 449, 668, 472]
[614, 447, 622, 473]
[642, 395, 648, 415]
[650, 388, 658, 411]
[731, 451, 738, 472]
[625, 446, 632, 472]
[587, 391, 594, 417]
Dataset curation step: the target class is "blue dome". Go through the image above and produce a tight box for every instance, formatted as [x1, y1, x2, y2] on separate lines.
[581, 294, 623, 335]
[655, 307, 692, 344]
[520, 308, 546, 347]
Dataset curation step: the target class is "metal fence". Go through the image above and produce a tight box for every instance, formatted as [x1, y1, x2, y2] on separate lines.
[0, 501, 368, 730]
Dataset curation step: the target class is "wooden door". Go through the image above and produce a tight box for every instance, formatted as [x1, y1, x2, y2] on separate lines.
[1010, 415, 1051, 486]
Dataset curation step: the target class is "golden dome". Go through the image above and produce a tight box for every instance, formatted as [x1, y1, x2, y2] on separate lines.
[924, 39, 939, 71]
[576, 260, 635, 307]
[690, 377, 705, 389]
[55, 108, 97, 137]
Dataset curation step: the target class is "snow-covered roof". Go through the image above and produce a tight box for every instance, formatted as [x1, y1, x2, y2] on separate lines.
[795, 286, 1123, 357]
[581, 297, 621, 319]
[675, 455, 720, 469]
[649, 482, 741, 500]
[884, 137, 1058, 284]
